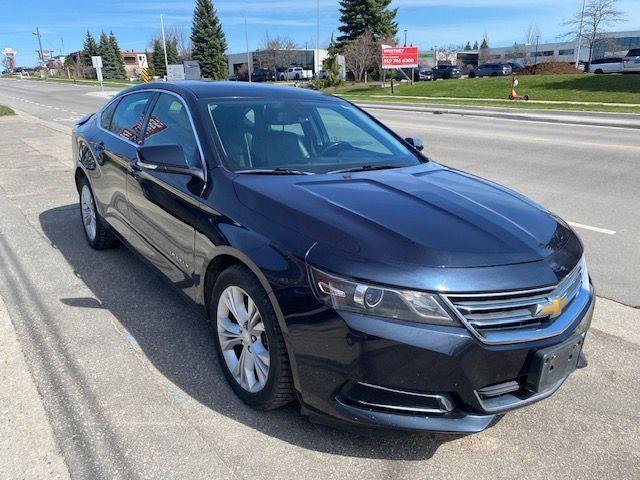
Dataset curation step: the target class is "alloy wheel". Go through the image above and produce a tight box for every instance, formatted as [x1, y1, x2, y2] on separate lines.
[216, 286, 270, 393]
[80, 185, 97, 241]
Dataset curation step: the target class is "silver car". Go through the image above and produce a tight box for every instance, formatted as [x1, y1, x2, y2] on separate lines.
[622, 49, 640, 73]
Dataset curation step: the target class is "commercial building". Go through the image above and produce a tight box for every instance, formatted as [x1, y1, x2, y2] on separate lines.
[227, 48, 328, 78]
[422, 30, 640, 73]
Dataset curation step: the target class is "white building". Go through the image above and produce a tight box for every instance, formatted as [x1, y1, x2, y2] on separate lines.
[481, 30, 640, 65]
[227, 48, 328, 78]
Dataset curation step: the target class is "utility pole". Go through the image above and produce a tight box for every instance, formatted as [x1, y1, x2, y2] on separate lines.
[245, 13, 251, 82]
[404, 29, 408, 47]
[534, 35, 540, 67]
[32, 27, 47, 80]
[160, 14, 169, 80]
[574, 0, 586, 69]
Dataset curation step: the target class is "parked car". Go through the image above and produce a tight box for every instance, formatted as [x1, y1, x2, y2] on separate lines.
[588, 57, 624, 74]
[622, 48, 640, 73]
[279, 66, 313, 81]
[315, 70, 328, 80]
[417, 67, 433, 81]
[228, 74, 240, 82]
[73, 81, 593, 434]
[250, 68, 275, 82]
[469, 63, 512, 78]
[505, 62, 524, 71]
[431, 64, 461, 80]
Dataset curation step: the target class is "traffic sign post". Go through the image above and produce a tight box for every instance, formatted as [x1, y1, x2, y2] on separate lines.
[91, 55, 104, 91]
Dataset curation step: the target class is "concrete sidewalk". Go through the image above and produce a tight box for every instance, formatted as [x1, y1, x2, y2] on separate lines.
[349, 99, 640, 129]
[0, 297, 70, 479]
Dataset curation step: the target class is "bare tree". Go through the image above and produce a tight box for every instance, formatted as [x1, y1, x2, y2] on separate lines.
[254, 33, 299, 77]
[149, 26, 192, 62]
[523, 23, 541, 65]
[343, 30, 376, 82]
[562, 0, 626, 62]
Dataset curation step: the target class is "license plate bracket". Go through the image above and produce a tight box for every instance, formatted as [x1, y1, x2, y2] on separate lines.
[526, 334, 584, 393]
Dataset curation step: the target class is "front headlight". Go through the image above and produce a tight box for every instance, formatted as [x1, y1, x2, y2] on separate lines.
[308, 266, 459, 326]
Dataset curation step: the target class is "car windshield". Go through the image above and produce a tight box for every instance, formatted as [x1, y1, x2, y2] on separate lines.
[204, 98, 423, 174]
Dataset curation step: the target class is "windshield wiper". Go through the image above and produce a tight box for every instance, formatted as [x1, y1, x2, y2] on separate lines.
[235, 168, 313, 175]
[328, 164, 399, 174]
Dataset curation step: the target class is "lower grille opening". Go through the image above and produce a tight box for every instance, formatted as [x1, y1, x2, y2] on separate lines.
[338, 381, 455, 416]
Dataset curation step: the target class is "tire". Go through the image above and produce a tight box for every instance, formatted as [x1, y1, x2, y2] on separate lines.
[78, 175, 119, 250]
[594, 69, 603, 74]
[469, 72, 476, 78]
[210, 264, 295, 410]
[491, 72, 498, 76]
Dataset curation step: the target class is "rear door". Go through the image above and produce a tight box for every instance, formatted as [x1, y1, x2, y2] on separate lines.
[126, 91, 206, 297]
[95, 91, 155, 238]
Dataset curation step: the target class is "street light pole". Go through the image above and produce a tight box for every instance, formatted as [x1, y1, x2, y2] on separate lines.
[404, 29, 408, 47]
[245, 13, 251, 82]
[534, 35, 540, 67]
[574, 0, 586, 69]
[316, 0, 320, 74]
[160, 13, 169, 80]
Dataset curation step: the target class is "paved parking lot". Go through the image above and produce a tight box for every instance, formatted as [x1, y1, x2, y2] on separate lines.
[0, 81, 639, 479]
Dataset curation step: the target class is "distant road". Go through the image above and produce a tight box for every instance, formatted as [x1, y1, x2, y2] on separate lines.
[1, 78, 638, 306]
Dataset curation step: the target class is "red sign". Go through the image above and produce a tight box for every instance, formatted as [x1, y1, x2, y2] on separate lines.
[381, 46, 419, 69]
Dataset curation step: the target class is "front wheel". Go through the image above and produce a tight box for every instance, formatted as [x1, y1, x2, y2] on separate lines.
[210, 265, 295, 410]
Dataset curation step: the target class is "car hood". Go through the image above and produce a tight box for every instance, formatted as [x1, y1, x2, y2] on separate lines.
[233, 163, 574, 269]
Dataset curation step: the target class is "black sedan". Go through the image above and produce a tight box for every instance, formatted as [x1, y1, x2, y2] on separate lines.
[72, 82, 593, 434]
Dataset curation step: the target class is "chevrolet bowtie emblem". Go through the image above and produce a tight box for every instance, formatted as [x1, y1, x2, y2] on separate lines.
[535, 296, 568, 319]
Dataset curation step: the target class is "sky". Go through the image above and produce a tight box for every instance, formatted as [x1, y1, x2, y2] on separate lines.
[2, 0, 640, 67]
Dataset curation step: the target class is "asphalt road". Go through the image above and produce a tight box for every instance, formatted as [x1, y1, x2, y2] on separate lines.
[0, 78, 639, 479]
[1, 78, 638, 306]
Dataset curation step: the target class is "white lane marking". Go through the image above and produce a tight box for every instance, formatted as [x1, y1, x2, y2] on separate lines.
[568, 222, 616, 235]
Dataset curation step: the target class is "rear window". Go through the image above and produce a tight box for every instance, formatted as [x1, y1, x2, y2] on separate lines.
[627, 49, 640, 56]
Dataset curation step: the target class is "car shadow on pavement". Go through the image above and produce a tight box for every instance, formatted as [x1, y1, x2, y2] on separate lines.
[40, 205, 461, 461]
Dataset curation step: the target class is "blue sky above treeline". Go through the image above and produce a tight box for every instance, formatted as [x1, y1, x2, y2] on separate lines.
[3, 0, 639, 66]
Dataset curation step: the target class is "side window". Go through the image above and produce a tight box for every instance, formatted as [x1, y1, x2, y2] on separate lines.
[143, 93, 201, 168]
[100, 99, 119, 130]
[110, 92, 154, 142]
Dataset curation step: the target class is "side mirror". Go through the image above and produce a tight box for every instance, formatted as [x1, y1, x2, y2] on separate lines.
[136, 144, 204, 181]
[405, 137, 424, 152]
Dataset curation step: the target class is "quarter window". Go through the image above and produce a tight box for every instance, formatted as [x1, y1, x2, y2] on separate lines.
[100, 99, 119, 130]
[110, 92, 154, 142]
[143, 93, 201, 168]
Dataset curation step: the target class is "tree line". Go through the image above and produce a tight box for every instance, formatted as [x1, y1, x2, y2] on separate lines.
[76, 0, 227, 80]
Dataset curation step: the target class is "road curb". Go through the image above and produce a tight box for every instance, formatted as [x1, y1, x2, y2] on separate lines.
[350, 100, 640, 130]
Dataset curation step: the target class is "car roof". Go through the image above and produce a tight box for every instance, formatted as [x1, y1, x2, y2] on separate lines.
[121, 81, 331, 101]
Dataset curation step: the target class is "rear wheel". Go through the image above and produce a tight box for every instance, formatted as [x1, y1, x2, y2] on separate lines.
[210, 264, 295, 410]
[78, 176, 118, 250]
[594, 69, 603, 74]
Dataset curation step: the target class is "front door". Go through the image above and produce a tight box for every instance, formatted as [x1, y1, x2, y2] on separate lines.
[92, 91, 155, 238]
[126, 92, 206, 298]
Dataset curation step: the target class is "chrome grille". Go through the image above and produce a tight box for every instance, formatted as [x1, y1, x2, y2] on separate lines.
[443, 262, 584, 344]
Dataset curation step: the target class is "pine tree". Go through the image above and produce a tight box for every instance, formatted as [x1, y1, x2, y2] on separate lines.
[337, 0, 398, 46]
[98, 31, 125, 80]
[151, 40, 165, 77]
[81, 31, 99, 67]
[464, 41, 472, 50]
[108, 31, 127, 79]
[191, 0, 228, 80]
[473, 40, 479, 50]
[480, 38, 489, 49]
[145, 49, 155, 77]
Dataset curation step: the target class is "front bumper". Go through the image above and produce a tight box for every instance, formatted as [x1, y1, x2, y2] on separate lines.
[284, 286, 594, 434]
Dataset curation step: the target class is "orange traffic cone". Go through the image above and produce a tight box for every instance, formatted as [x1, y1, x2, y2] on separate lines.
[508, 76, 529, 101]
